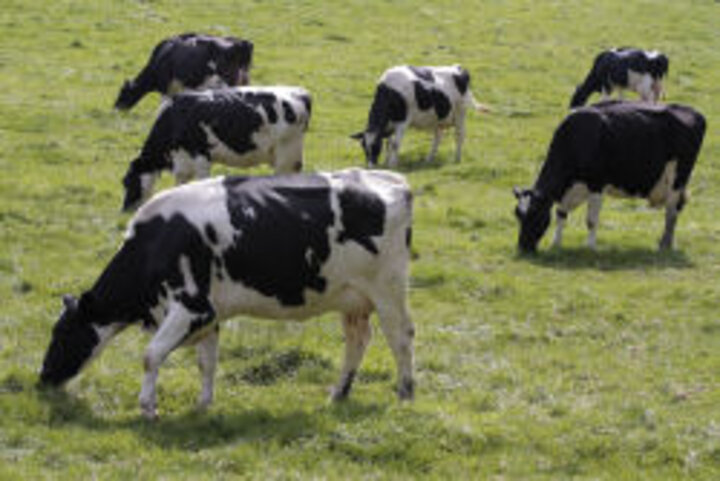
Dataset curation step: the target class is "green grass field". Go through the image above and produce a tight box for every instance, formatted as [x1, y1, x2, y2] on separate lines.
[2, 0, 720, 479]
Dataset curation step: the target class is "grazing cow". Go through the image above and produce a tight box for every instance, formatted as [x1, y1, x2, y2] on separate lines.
[114, 33, 254, 111]
[121, 86, 312, 211]
[40, 168, 415, 419]
[570, 48, 669, 108]
[514, 100, 705, 253]
[351, 65, 489, 167]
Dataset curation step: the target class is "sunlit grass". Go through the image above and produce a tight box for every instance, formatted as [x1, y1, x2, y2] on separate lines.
[2, 0, 720, 479]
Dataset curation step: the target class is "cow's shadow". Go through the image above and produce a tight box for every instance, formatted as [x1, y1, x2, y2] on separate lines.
[521, 246, 694, 271]
[35, 383, 387, 450]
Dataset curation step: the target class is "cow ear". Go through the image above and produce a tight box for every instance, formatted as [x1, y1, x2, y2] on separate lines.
[62, 295, 78, 311]
[512, 186, 523, 199]
[350, 132, 365, 141]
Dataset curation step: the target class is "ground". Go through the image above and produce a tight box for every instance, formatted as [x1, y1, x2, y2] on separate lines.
[1, 0, 720, 479]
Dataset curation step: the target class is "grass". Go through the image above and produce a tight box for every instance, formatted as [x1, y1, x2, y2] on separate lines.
[2, 0, 720, 479]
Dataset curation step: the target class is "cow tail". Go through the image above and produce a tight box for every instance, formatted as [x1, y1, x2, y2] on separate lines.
[466, 91, 492, 113]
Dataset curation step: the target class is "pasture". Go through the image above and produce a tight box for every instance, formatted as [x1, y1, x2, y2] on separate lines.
[1, 0, 720, 479]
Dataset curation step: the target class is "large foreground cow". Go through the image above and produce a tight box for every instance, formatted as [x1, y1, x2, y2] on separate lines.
[122, 86, 312, 211]
[352, 65, 488, 168]
[115, 33, 254, 111]
[514, 100, 705, 252]
[570, 48, 669, 108]
[40, 169, 415, 419]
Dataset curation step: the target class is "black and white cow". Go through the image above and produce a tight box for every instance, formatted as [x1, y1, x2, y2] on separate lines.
[40, 168, 415, 419]
[351, 65, 489, 167]
[122, 86, 312, 211]
[114, 33, 254, 111]
[570, 48, 669, 108]
[514, 100, 705, 253]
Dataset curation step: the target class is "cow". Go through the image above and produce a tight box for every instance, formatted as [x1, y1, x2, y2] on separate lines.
[351, 65, 489, 168]
[121, 86, 312, 212]
[39, 168, 415, 419]
[570, 48, 669, 108]
[114, 33, 254, 111]
[514, 100, 705, 253]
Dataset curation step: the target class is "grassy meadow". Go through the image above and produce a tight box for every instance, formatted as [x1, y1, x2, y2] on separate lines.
[2, 0, 720, 479]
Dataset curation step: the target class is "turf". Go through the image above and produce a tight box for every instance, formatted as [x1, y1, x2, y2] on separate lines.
[1, 0, 720, 479]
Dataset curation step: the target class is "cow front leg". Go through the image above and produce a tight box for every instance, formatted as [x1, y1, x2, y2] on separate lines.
[387, 125, 407, 168]
[331, 313, 372, 402]
[586, 193, 603, 250]
[139, 302, 214, 419]
[196, 325, 219, 410]
[454, 110, 467, 163]
[553, 183, 590, 248]
[426, 129, 443, 163]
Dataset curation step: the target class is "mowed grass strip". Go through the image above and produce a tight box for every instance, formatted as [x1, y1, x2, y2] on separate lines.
[1, 0, 720, 479]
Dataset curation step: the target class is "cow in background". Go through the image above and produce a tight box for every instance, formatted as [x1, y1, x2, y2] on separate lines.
[121, 86, 312, 211]
[114, 33, 254, 110]
[352, 65, 489, 168]
[40, 169, 415, 419]
[514, 100, 705, 252]
[570, 48, 669, 108]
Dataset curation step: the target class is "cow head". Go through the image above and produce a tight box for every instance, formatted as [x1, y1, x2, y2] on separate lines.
[122, 161, 157, 212]
[39, 295, 100, 387]
[351, 131, 383, 166]
[513, 187, 552, 253]
[114, 80, 141, 111]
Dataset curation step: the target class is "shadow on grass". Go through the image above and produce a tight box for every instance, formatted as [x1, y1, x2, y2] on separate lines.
[32, 379, 390, 450]
[393, 154, 448, 173]
[519, 246, 694, 271]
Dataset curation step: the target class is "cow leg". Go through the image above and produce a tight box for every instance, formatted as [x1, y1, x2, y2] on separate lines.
[193, 155, 211, 180]
[387, 124, 407, 168]
[586, 193, 603, 249]
[172, 150, 196, 185]
[659, 191, 683, 250]
[454, 109, 467, 163]
[553, 183, 590, 248]
[637, 75, 654, 103]
[371, 281, 414, 400]
[196, 325, 219, 410]
[426, 129, 443, 163]
[139, 302, 214, 419]
[331, 313, 372, 402]
[274, 136, 305, 174]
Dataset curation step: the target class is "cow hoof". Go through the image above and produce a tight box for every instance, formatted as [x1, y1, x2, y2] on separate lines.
[140, 401, 157, 420]
[397, 378, 415, 401]
[141, 408, 158, 421]
[658, 237, 673, 250]
[329, 386, 349, 403]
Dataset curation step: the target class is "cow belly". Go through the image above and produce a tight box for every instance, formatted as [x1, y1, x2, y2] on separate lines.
[206, 128, 273, 168]
[603, 161, 678, 207]
[409, 110, 454, 130]
[210, 280, 372, 321]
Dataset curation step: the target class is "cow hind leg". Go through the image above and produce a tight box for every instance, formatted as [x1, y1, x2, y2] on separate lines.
[371, 284, 414, 400]
[453, 109, 467, 163]
[426, 129, 443, 163]
[659, 190, 684, 250]
[586, 193, 603, 249]
[331, 313, 372, 402]
[196, 325, 219, 410]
